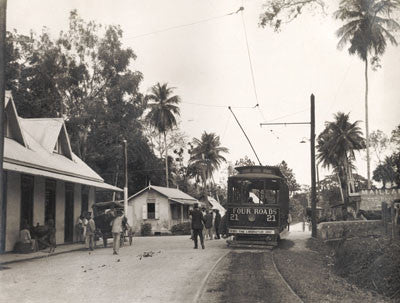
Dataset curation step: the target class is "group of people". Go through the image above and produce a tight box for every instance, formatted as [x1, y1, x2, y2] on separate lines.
[76, 209, 126, 255]
[190, 203, 224, 249]
[17, 219, 56, 253]
[76, 212, 96, 251]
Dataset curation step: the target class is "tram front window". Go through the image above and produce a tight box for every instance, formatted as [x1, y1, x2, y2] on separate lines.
[230, 179, 279, 204]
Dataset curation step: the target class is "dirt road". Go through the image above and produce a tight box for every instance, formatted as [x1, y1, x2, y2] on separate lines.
[0, 236, 228, 303]
[2, 224, 386, 303]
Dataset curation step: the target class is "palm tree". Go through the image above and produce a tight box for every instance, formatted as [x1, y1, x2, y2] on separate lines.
[334, 0, 400, 189]
[189, 132, 229, 193]
[145, 83, 181, 187]
[317, 112, 366, 219]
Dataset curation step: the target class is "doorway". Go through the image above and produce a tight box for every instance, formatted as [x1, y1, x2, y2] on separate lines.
[64, 183, 74, 242]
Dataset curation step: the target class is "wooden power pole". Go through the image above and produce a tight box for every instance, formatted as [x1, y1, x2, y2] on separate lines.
[123, 140, 128, 221]
[260, 94, 318, 237]
[310, 94, 317, 238]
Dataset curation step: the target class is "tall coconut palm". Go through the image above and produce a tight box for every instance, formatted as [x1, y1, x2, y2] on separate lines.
[334, 0, 400, 189]
[145, 83, 181, 187]
[317, 112, 366, 219]
[189, 132, 229, 193]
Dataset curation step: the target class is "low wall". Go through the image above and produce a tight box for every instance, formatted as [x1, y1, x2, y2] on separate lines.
[317, 220, 382, 241]
[359, 189, 400, 211]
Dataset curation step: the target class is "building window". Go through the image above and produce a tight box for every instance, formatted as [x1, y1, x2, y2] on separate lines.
[45, 179, 56, 224]
[143, 198, 158, 220]
[147, 202, 155, 219]
[183, 205, 189, 220]
[81, 185, 89, 215]
[171, 204, 180, 220]
[20, 175, 34, 229]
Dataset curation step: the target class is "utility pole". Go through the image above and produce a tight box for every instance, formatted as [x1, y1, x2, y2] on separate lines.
[310, 94, 317, 238]
[260, 94, 317, 237]
[123, 140, 128, 221]
[0, 0, 7, 253]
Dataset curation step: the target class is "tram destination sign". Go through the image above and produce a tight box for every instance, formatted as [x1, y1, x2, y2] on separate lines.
[227, 206, 280, 228]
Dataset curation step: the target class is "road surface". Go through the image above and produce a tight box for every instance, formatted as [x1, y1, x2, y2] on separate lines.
[0, 236, 228, 303]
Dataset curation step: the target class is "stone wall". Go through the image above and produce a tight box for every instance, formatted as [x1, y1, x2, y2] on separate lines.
[317, 220, 382, 241]
[359, 189, 400, 211]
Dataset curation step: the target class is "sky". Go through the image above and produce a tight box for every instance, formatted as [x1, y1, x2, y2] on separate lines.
[7, 0, 400, 186]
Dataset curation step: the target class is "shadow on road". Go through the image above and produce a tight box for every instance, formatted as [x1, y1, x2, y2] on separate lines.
[277, 239, 295, 250]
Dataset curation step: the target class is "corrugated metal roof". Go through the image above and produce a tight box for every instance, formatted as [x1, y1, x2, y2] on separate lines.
[170, 198, 198, 205]
[129, 185, 198, 202]
[4, 162, 122, 192]
[150, 185, 197, 201]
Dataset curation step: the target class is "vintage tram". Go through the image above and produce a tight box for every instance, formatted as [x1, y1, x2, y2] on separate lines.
[226, 165, 289, 247]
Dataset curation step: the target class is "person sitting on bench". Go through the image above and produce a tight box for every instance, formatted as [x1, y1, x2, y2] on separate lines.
[17, 222, 37, 252]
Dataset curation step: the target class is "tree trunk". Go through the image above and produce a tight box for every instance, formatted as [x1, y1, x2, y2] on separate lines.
[342, 157, 351, 220]
[365, 57, 371, 189]
[164, 131, 169, 188]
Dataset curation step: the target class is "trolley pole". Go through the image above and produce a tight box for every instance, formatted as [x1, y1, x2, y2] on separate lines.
[310, 94, 317, 238]
[123, 140, 128, 221]
[260, 94, 318, 237]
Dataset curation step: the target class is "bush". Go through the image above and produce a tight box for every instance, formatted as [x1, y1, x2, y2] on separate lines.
[170, 222, 191, 235]
[141, 223, 152, 236]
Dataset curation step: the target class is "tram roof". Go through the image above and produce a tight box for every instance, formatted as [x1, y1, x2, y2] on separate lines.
[230, 165, 284, 180]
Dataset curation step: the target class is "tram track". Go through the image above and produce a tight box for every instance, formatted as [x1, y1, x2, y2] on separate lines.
[193, 250, 230, 303]
[196, 248, 304, 303]
[271, 250, 304, 303]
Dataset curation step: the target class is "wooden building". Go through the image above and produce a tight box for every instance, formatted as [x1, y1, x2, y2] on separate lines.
[0, 92, 121, 252]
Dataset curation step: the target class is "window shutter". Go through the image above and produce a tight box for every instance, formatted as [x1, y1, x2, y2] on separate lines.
[142, 204, 147, 220]
[155, 202, 160, 219]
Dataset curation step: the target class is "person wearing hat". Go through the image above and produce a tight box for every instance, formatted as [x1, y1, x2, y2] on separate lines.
[47, 219, 57, 253]
[85, 212, 96, 251]
[214, 209, 221, 239]
[191, 203, 206, 249]
[111, 210, 124, 255]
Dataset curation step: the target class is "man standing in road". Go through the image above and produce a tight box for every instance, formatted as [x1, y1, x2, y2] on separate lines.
[111, 210, 124, 255]
[204, 210, 213, 240]
[214, 209, 221, 239]
[85, 212, 96, 251]
[191, 203, 205, 249]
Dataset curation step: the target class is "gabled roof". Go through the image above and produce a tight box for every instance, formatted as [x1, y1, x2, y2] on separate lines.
[129, 185, 198, 205]
[4, 91, 26, 147]
[3, 91, 121, 192]
[20, 118, 73, 159]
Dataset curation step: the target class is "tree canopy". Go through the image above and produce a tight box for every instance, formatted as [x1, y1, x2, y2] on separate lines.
[317, 112, 365, 218]
[6, 10, 163, 196]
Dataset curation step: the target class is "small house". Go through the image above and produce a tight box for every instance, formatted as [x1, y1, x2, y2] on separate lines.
[127, 185, 199, 235]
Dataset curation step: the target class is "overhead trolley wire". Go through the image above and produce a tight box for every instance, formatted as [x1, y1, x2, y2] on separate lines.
[239, 5, 267, 123]
[180, 100, 256, 109]
[264, 107, 310, 122]
[126, 7, 245, 40]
